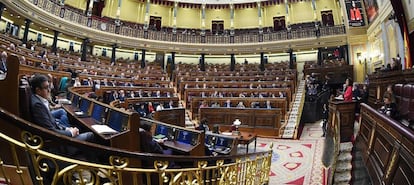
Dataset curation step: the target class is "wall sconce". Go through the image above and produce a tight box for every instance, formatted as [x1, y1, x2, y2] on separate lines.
[357, 52, 362, 64]
[357, 52, 366, 64]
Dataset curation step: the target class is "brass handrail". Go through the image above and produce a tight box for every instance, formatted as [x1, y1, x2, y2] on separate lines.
[0, 107, 272, 185]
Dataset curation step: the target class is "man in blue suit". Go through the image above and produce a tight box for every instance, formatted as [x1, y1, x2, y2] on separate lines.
[30, 74, 94, 141]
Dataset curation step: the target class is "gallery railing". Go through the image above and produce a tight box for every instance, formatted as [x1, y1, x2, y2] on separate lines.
[0, 107, 272, 185]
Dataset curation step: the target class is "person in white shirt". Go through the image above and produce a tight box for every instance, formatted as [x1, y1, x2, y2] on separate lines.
[156, 102, 164, 111]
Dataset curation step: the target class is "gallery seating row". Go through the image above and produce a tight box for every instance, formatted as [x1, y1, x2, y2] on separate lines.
[184, 88, 292, 108]
[190, 97, 287, 121]
[178, 80, 294, 97]
[96, 86, 175, 102]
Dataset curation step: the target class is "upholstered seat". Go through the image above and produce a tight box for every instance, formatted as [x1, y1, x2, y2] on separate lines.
[408, 84, 414, 120]
[394, 84, 403, 105]
[399, 84, 412, 118]
[19, 85, 33, 122]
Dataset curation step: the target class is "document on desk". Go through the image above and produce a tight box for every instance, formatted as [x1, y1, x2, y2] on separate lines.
[91, 124, 118, 134]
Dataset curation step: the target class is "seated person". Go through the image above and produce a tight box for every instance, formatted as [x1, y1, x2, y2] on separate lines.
[30, 74, 94, 142]
[136, 104, 148, 117]
[196, 118, 209, 132]
[236, 101, 246, 108]
[50, 104, 71, 127]
[156, 102, 164, 111]
[139, 123, 172, 155]
[212, 124, 220, 134]
[378, 95, 397, 119]
[224, 99, 232, 108]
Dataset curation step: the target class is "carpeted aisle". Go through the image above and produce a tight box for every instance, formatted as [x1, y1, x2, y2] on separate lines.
[240, 122, 325, 185]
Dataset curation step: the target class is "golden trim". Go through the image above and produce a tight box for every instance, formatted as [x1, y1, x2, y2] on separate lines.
[0, 130, 272, 185]
[367, 124, 375, 156]
[384, 146, 399, 180]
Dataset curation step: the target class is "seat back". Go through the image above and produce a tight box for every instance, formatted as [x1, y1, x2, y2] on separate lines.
[19, 85, 33, 122]
[399, 84, 411, 117]
[394, 84, 403, 105]
[408, 84, 414, 120]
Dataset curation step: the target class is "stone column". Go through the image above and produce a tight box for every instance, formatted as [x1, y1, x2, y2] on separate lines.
[81, 38, 89, 61]
[141, 49, 146, 68]
[22, 19, 31, 44]
[260, 52, 265, 71]
[111, 44, 117, 64]
[230, 54, 235, 71]
[200, 54, 205, 71]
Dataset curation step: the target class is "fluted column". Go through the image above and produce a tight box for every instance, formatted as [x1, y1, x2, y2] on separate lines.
[200, 3, 206, 43]
[229, 4, 234, 43]
[143, 0, 150, 39]
[172, 1, 178, 41]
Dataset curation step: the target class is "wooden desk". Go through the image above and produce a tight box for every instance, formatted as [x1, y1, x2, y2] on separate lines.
[149, 118, 205, 156]
[200, 107, 281, 137]
[63, 105, 125, 140]
[162, 140, 198, 153]
[237, 131, 257, 154]
[62, 103, 141, 152]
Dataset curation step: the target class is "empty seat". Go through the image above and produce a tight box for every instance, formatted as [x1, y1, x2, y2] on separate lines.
[394, 84, 403, 105]
[399, 84, 412, 118]
[19, 85, 32, 122]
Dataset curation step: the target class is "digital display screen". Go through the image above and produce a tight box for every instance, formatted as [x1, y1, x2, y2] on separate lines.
[91, 103, 107, 123]
[215, 137, 232, 148]
[107, 109, 129, 132]
[79, 98, 90, 114]
[176, 130, 197, 145]
[71, 94, 80, 107]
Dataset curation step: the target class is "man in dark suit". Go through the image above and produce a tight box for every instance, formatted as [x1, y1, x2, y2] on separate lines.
[224, 99, 232, 108]
[30, 74, 94, 141]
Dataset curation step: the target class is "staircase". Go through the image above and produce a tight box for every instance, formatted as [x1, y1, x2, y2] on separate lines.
[333, 141, 372, 185]
[333, 142, 353, 185]
[351, 142, 372, 185]
[281, 79, 306, 139]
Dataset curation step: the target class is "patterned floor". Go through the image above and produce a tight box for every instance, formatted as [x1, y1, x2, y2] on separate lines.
[238, 122, 325, 185]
